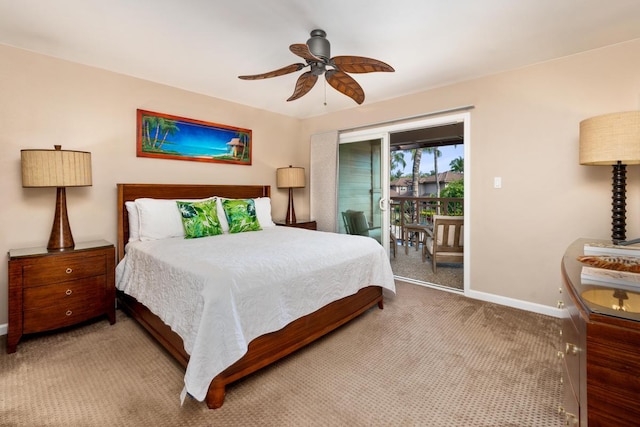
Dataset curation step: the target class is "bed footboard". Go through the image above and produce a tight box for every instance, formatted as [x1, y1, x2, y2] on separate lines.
[205, 285, 383, 408]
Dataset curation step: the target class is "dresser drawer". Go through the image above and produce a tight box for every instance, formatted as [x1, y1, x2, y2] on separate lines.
[22, 254, 106, 287]
[23, 277, 107, 333]
[561, 362, 580, 426]
[562, 312, 581, 394]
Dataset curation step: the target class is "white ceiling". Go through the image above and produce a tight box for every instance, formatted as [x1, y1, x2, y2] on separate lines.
[2, 0, 640, 119]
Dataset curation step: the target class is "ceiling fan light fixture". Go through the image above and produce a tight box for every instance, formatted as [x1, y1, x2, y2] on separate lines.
[307, 29, 330, 60]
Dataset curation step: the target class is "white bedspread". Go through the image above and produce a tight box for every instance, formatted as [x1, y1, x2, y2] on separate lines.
[115, 227, 395, 402]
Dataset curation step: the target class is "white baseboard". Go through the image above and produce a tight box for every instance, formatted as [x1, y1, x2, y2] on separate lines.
[466, 289, 563, 318]
[396, 278, 563, 318]
[0, 323, 7, 337]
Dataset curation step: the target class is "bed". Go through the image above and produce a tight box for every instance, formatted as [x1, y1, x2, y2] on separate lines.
[115, 183, 395, 409]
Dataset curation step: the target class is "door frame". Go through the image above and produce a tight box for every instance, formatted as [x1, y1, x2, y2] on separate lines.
[340, 111, 471, 294]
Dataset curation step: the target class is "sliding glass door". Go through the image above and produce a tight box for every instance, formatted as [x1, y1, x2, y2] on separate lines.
[337, 132, 391, 255]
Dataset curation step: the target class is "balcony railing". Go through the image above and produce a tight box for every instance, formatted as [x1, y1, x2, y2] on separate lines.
[390, 196, 463, 245]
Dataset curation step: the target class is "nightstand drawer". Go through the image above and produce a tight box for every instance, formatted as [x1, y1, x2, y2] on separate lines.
[23, 279, 106, 333]
[23, 302, 105, 333]
[23, 276, 105, 308]
[23, 254, 106, 287]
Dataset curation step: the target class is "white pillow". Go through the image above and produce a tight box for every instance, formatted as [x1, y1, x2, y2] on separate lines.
[254, 197, 276, 228]
[125, 201, 140, 242]
[135, 198, 185, 241]
[135, 197, 216, 241]
[215, 197, 275, 232]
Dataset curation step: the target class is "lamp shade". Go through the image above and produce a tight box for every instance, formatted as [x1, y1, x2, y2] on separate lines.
[579, 111, 640, 165]
[21, 145, 92, 188]
[276, 166, 305, 188]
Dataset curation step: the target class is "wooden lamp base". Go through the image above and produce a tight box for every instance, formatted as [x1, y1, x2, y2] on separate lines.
[285, 187, 297, 224]
[48, 187, 75, 251]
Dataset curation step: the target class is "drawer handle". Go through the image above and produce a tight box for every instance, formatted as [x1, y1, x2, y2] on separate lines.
[65, 289, 73, 296]
[565, 342, 579, 356]
[65, 267, 73, 274]
[65, 310, 73, 316]
[565, 412, 578, 426]
[557, 300, 565, 309]
[557, 350, 564, 360]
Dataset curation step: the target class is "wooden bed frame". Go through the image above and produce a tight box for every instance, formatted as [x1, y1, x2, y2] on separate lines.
[116, 183, 384, 409]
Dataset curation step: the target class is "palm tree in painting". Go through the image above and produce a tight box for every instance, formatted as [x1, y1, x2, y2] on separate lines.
[141, 115, 159, 149]
[155, 120, 179, 149]
[237, 131, 250, 161]
[141, 114, 179, 150]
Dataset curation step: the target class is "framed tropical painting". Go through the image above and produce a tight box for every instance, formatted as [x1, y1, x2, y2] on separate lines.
[136, 109, 252, 165]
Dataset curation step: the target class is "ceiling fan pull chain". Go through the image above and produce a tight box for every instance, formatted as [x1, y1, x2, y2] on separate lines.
[324, 79, 327, 106]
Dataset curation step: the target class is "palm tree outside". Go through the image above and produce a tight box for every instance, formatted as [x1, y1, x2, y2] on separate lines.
[450, 156, 463, 173]
[423, 147, 442, 196]
[391, 151, 406, 179]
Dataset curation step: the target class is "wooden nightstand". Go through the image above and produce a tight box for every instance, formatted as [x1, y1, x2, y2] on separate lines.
[274, 219, 317, 230]
[7, 240, 116, 353]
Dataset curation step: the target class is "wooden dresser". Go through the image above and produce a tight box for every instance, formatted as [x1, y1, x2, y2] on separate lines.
[560, 238, 640, 426]
[7, 240, 116, 353]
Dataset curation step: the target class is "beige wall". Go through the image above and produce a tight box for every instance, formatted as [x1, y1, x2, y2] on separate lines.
[301, 39, 640, 310]
[0, 45, 306, 326]
[1, 39, 640, 326]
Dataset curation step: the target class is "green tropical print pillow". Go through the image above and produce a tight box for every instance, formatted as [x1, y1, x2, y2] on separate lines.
[222, 198, 262, 233]
[176, 198, 223, 239]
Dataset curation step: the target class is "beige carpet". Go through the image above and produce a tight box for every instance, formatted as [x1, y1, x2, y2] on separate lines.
[1, 282, 561, 426]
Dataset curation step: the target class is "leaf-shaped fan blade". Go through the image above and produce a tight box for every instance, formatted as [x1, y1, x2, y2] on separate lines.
[287, 71, 318, 102]
[331, 56, 395, 73]
[238, 63, 306, 80]
[325, 69, 365, 104]
[290, 44, 322, 62]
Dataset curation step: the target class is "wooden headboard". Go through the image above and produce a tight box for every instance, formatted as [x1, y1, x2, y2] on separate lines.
[116, 183, 271, 261]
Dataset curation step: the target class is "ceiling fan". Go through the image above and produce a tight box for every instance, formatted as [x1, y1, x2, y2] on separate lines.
[238, 29, 394, 105]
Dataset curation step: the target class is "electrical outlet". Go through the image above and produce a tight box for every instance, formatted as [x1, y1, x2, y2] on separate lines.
[494, 177, 502, 188]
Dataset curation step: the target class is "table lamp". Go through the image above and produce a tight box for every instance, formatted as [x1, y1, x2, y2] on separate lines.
[276, 165, 305, 224]
[21, 145, 92, 251]
[579, 111, 640, 243]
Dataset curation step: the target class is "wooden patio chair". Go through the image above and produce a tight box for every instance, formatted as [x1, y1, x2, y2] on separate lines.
[422, 215, 463, 273]
[390, 231, 398, 258]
